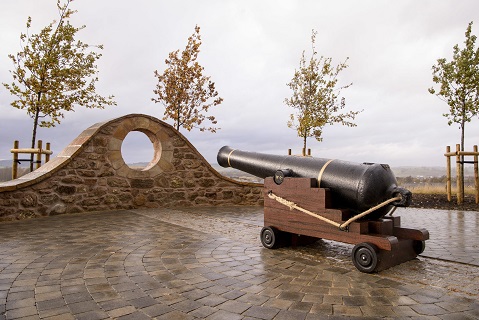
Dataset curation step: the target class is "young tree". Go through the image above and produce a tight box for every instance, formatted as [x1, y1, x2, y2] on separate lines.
[429, 21, 479, 201]
[152, 25, 223, 133]
[3, 0, 116, 171]
[429, 21, 479, 155]
[285, 30, 361, 152]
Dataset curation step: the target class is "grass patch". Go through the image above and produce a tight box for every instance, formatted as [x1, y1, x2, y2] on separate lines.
[408, 184, 477, 195]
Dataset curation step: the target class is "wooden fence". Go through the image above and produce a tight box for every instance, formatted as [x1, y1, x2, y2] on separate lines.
[288, 148, 312, 156]
[444, 144, 479, 204]
[11, 140, 53, 180]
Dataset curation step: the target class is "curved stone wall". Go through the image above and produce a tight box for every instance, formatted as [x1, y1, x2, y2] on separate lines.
[0, 114, 263, 221]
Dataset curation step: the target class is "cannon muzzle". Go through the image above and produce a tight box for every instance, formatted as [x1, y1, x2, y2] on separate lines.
[217, 146, 411, 219]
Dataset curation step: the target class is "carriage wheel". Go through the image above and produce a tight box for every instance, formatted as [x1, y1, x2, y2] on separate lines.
[413, 240, 426, 255]
[352, 242, 379, 273]
[260, 226, 281, 249]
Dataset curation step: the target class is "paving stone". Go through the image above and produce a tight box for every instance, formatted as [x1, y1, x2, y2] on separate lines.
[36, 298, 66, 311]
[305, 313, 330, 320]
[170, 299, 203, 313]
[180, 289, 209, 301]
[289, 301, 313, 312]
[409, 293, 443, 304]
[360, 305, 396, 317]
[4, 306, 38, 318]
[277, 290, 305, 301]
[388, 295, 418, 306]
[237, 293, 270, 306]
[243, 305, 280, 319]
[112, 311, 148, 320]
[67, 301, 101, 315]
[6, 291, 34, 300]
[61, 285, 88, 295]
[333, 305, 363, 317]
[205, 310, 243, 320]
[75, 310, 110, 320]
[187, 305, 217, 318]
[196, 294, 227, 307]
[342, 295, 370, 306]
[6, 297, 36, 310]
[274, 309, 308, 320]
[322, 294, 343, 305]
[155, 293, 186, 305]
[43, 313, 75, 320]
[217, 300, 251, 313]
[410, 303, 449, 316]
[89, 290, 121, 302]
[140, 303, 173, 317]
[63, 292, 92, 304]
[98, 299, 130, 311]
[155, 310, 194, 320]
[127, 296, 158, 309]
[204, 285, 229, 295]
[301, 293, 323, 303]
[391, 305, 421, 317]
[107, 305, 137, 318]
[309, 302, 333, 315]
[220, 289, 246, 300]
[34, 285, 60, 295]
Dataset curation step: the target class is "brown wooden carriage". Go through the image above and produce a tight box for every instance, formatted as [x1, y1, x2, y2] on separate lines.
[261, 177, 429, 273]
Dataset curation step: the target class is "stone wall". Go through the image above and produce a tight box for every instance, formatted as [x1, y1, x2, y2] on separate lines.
[0, 114, 263, 221]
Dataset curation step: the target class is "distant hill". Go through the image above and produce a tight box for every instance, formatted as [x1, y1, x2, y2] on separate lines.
[1, 158, 473, 183]
[0, 159, 30, 168]
[391, 166, 444, 177]
[122, 163, 459, 181]
[211, 164, 463, 179]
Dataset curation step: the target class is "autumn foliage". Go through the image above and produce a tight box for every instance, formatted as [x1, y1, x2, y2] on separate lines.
[152, 25, 223, 133]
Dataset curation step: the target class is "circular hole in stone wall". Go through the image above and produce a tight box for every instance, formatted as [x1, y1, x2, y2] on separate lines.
[121, 131, 156, 170]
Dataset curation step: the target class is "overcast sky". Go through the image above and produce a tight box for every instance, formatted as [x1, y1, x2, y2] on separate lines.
[1, 0, 479, 169]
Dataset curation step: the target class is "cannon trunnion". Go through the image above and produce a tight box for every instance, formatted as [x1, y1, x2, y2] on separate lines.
[217, 146, 429, 273]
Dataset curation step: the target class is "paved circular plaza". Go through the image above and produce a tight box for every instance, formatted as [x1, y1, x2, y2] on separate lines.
[0, 207, 478, 319]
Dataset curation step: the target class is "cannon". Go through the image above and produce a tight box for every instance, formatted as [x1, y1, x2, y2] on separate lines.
[217, 146, 429, 273]
[218, 146, 411, 219]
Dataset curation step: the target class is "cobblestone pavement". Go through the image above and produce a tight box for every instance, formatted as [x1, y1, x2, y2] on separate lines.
[399, 209, 479, 266]
[0, 207, 478, 320]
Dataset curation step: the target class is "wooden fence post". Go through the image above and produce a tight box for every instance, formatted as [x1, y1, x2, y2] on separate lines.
[456, 144, 463, 204]
[446, 146, 451, 202]
[36, 140, 42, 169]
[12, 140, 19, 180]
[46, 142, 51, 163]
[474, 145, 479, 204]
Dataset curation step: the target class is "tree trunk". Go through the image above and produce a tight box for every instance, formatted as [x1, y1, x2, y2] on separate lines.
[176, 107, 180, 132]
[460, 116, 465, 200]
[30, 110, 40, 172]
[30, 95, 41, 172]
[303, 132, 307, 154]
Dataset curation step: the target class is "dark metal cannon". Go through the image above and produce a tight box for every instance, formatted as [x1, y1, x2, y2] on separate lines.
[217, 146, 411, 219]
[217, 146, 428, 273]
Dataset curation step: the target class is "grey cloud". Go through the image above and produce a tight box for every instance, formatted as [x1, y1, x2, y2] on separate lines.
[1, 0, 479, 168]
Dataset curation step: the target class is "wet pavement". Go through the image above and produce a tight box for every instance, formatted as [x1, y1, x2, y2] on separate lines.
[0, 207, 478, 319]
[400, 209, 479, 266]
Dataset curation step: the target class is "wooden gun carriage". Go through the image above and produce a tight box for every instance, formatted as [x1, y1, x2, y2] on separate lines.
[218, 146, 429, 273]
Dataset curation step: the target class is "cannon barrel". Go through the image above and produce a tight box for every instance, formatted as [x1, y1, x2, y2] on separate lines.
[217, 146, 411, 219]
